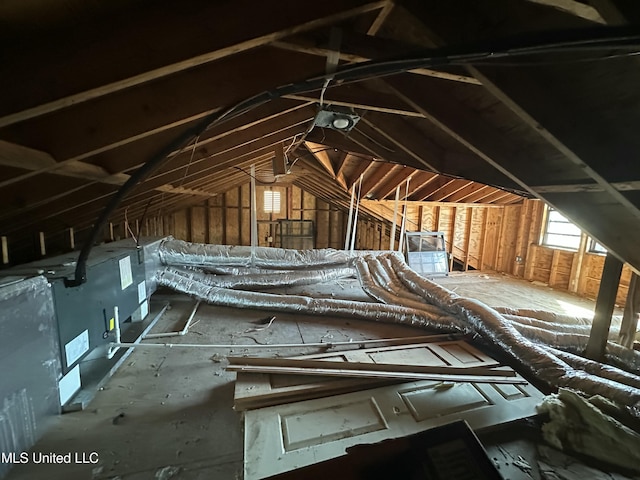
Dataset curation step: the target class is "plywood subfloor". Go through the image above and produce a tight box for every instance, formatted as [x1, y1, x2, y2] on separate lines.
[436, 271, 623, 320]
[4, 272, 616, 480]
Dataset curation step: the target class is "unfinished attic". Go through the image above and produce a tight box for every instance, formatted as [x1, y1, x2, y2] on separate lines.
[3, 0, 640, 478]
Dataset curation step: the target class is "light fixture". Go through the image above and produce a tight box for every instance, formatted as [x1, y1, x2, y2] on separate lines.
[313, 108, 360, 132]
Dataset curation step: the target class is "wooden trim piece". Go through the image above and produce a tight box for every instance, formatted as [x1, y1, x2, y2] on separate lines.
[228, 356, 514, 377]
[227, 364, 526, 384]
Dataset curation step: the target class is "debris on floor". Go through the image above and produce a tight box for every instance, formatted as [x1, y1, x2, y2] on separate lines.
[538, 445, 639, 480]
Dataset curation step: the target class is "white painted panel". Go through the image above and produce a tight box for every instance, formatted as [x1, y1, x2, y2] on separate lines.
[64, 329, 89, 367]
[244, 376, 543, 480]
[119, 256, 133, 290]
[399, 383, 492, 421]
[140, 300, 149, 319]
[137, 280, 146, 303]
[280, 398, 388, 451]
[58, 365, 80, 406]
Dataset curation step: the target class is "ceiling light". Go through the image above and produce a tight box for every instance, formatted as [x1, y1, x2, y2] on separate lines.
[331, 116, 352, 130]
[313, 108, 360, 132]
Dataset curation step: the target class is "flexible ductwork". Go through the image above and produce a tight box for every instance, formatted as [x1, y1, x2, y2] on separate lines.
[157, 268, 468, 333]
[164, 266, 354, 290]
[156, 240, 640, 415]
[385, 253, 640, 412]
[502, 314, 619, 338]
[493, 306, 593, 326]
[160, 238, 356, 269]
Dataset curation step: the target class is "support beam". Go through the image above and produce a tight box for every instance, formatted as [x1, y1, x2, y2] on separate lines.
[463, 207, 473, 271]
[569, 232, 588, 293]
[271, 35, 480, 85]
[67, 227, 75, 251]
[367, 0, 395, 35]
[620, 273, 640, 348]
[585, 253, 624, 361]
[523, 0, 606, 23]
[1, 236, 8, 264]
[38, 231, 46, 257]
[1, 0, 387, 127]
[283, 93, 423, 118]
[532, 181, 640, 193]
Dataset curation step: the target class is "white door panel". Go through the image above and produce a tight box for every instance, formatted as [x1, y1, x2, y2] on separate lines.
[244, 375, 543, 480]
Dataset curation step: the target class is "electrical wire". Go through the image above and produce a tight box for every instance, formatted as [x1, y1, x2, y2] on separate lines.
[232, 166, 277, 185]
[65, 26, 640, 286]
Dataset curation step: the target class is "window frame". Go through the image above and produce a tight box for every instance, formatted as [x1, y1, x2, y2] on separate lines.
[263, 190, 281, 214]
[541, 207, 582, 251]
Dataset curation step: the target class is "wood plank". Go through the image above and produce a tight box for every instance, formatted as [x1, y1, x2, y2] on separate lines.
[0, 140, 56, 170]
[569, 233, 588, 292]
[522, 0, 606, 23]
[233, 337, 497, 410]
[464, 207, 473, 271]
[532, 181, 640, 193]
[548, 249, 561, 286]
[585, 253, 624, 361]
[271, 38, 480, 85]
[228, 364, 526, 384]
[228, 357, 514, 377]
[367, 0, 395, 35]
[1, 236, 8, 264]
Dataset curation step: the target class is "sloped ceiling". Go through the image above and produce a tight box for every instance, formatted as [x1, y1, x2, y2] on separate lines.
[1, 0, 640, 271]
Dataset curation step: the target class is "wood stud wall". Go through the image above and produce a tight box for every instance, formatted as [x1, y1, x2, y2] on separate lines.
[140, 185, 364, 250]
[4, 184, 630, 307]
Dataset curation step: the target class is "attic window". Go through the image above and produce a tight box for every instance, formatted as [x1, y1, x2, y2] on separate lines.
[264, 190, 281, 214]
[589, 239, 607, 254]
[542, 207, 581, 250]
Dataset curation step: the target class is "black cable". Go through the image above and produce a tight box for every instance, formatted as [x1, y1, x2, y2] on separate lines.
[64, 25, 640, 287]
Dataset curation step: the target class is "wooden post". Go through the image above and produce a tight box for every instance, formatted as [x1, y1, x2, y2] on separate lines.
[524, 245, 538, 280]
[463, 207, 473, 271]
[548, 249, 561, 286]
[221, 193, 227, 245]
[585, 253, 624, 361]
[1, 236, 8, 264]
[67, 227, 75, 250]
[478, 209, 488, 271]
[449, 206, 457, 271]
[38, 231, 46, 256]
[513, 200, 531, 276]
[569, 232, 588, 293]
[205, 199, 211, 244]
[108, 222, 115, 242]
[620, 273, 640, 348]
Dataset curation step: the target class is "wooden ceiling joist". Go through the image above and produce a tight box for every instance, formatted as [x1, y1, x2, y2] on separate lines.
[0, 0, 387, 128]
[522, 0, 607, 23]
